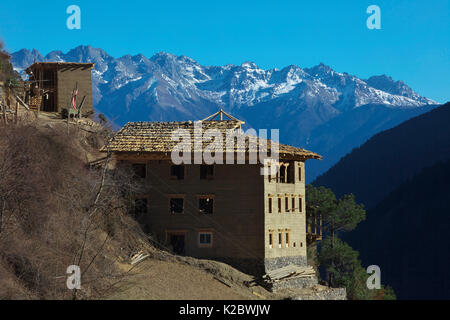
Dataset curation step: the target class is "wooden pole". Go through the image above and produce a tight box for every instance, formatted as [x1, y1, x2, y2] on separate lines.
[15, 101, 18, 124]
[78, 95, 86, 120]
[67, 88, 74, 134]
[38, 67, 41, 115]
[2, 103, 7, 125]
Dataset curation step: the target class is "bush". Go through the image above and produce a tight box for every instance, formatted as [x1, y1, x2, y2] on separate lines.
[0, 122, 149, 299]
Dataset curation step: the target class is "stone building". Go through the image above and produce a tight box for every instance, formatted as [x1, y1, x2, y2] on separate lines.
[25, 62, 94, 115]
[107, 110, 322, 275]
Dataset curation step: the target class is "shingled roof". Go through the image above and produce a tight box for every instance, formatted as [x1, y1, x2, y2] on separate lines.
[105, 118, 321, 161]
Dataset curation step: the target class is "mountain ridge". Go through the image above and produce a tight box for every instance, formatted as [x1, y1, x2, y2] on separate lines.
[11, 45, 437, 109]
[313, 102, 450, 208]
[11, 45, 438, 180]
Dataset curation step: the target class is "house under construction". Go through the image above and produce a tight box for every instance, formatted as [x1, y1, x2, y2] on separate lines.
[25, 62, 95, 115]
[106, 110, 323, 275]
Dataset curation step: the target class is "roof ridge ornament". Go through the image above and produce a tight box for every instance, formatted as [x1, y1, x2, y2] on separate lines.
[201, 109, 245, 125]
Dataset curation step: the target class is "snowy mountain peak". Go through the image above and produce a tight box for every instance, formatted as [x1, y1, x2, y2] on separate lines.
[11, 46, 436, 120]
[366, 75, 416, 97]
[9, 45, 439, 181]
[240, 61, 258, 69]
[305, 62, 335, 76]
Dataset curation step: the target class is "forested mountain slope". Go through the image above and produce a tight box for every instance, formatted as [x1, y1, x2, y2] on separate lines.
[314, 102, 450, 209]
[346, 159, 450, 299]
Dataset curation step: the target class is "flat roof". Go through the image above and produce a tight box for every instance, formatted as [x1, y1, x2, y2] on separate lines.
[25, 62, 95, 74]
[0, 50, 10, 59]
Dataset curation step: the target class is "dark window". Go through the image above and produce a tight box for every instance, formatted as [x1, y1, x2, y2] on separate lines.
[199, 198, 214, 214]
[134, 198, 147, 216]
[280, 166, 286, 183]
[278, 233, 282, 246]
[278, 198, 282, 213]
[169, 234, 185, 255]
[299, 197, 303, 213]
[170, 198, 184, 214]
[292, 197, 296, 212]
[287, 163, 295, 183]
[171, 165, 184, 180]
[268, 198, 273, 213]
[200, 165, 214, 180]
[133, 163, 146, 178]
[269, 233, 273, 246]
[285, 197, 289, 212]
[285, 232, 290, 246]
[298, 166, 302, 182]
[199, 233, 212, 245]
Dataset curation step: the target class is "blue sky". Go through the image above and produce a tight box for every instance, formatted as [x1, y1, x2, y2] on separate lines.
[0, 0, 448, 102]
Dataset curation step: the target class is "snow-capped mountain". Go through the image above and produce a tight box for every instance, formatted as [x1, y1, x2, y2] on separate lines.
[11, 45, 438, 181]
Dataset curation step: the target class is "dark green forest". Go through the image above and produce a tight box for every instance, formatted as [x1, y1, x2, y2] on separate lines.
[313, 102, 450, 299]
[346, 159, 450, 299]
[314, 102, 450, 209]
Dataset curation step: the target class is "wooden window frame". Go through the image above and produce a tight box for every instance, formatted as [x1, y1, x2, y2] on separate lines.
[287, 161, 295, 183]
[278, 231, 283, 248]
[197, 194, 215, 214]
[268, 197, 273, 214]
[269, 231, 274, 249]
[168, 194, 185, 214]
[285, 196, 289, 212]
[285, 230, 290, 248]
[267, 163, 272, 183]
[198, 231, 213, 248]
[291, 196, 296, 213]
[279, 165, 286, 183]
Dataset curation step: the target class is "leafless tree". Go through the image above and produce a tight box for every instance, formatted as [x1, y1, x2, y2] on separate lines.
[0, 122, 149, 300]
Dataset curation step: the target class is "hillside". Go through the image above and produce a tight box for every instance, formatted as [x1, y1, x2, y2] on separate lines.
[0, 116, 342, 300]
[305, 103, 437, 180]
[313, 102, 450, 299]
[346, 160, 450, 299]
[314, 102, 450, 209]
[11, 46, 437, 181]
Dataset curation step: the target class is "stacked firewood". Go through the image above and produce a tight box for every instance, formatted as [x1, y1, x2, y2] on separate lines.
[263, 265, 316, 283]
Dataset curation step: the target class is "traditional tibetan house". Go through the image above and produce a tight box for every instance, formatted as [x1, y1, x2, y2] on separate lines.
[25, 62, 94, 115]
[107, 110, 322, 275]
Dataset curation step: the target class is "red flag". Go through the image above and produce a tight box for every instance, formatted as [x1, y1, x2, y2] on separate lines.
[72, 88, 78, 110]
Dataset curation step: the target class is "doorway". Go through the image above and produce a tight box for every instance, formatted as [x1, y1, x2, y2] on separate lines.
[169, 234, 185, 255]
[42, 92, 57, 112]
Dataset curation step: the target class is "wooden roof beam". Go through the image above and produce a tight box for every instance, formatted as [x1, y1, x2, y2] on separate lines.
[201, 109, 245, 124]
